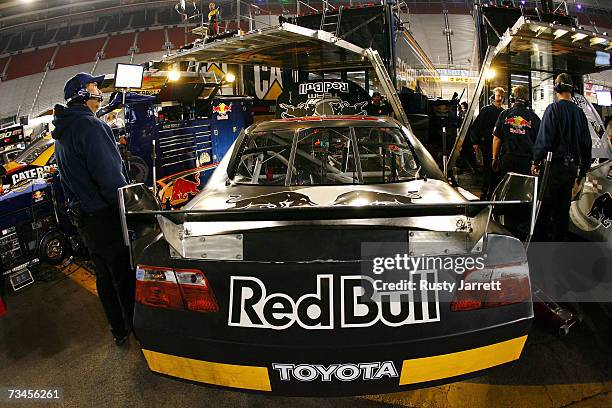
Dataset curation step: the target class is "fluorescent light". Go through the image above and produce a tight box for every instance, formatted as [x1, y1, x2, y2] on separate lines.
[572, 33, 588, 42]
[533, 26, 548, 37]
[590, 37, 607, 46]
[553, 29, 568, 39]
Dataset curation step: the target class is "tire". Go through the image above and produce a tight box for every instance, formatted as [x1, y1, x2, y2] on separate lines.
[38, 231, 68, 265]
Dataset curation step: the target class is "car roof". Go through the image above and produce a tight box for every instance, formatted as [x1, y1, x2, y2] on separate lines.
[249, 115, 401, 132]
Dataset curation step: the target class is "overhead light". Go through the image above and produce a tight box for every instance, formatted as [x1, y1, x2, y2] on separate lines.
[553, 29, 568, 39]
[572, 33, 588, 42]
[590, 37, 607, 46]
[485, 68, 496, 80]
[168, 70, 181, 81]
[534, 26, 548, 37]
[224, 72, 236, 83]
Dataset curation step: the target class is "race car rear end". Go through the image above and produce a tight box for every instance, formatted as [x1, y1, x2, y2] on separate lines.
[121, 185, 534, 396]
[119, 117, 536, 396]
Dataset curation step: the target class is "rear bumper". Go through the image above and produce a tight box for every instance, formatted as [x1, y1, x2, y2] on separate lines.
[135, 305, 531, 396]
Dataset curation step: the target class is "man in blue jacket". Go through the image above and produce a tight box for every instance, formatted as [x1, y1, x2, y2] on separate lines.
[531, 73, 592, 241]
[52, 73, 132, 345]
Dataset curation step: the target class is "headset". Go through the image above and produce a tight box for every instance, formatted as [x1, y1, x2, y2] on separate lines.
[67, 77, 104, 105]
[554, 82, 574, 94]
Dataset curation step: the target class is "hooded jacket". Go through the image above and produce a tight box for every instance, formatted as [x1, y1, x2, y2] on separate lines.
[52, 104, 127, 213]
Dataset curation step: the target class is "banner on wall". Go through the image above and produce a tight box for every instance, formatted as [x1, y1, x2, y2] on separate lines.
[275, 79, 370, 119]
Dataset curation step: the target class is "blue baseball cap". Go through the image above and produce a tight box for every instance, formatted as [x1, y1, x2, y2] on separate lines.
[64, 72, 105, 101]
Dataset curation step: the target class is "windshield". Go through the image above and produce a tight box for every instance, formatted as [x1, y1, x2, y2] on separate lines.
[14, 138, 54, 164]
[232, 126, 422, 186]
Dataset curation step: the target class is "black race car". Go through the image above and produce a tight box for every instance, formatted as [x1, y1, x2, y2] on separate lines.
[120, 116, 536, 396]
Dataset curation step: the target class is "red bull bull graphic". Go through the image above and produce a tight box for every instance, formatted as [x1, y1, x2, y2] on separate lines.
[504, 116, 531, 135]
[213, 103, 232, 120]
[157, 164, 218, 208]
[171, 174, 201, 202]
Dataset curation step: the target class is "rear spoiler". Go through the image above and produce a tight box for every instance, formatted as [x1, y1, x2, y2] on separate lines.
[119, 174, 538, 263]
[125, 200, 526, 223]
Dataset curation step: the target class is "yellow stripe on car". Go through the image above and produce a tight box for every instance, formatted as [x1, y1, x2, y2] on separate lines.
[141, 349, 272, 392]
[399, 336, 528, 385]
[31, 144, 55, 167]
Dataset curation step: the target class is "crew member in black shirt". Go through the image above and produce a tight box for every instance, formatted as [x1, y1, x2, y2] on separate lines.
[367, 92, 392, 116]
[471, 87, 505, 199]
[492, 85, 540, 176]
[532, 73, 592, 241]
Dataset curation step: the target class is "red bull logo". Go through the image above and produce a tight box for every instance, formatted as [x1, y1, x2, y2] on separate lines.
[504, 115, 531, 134]
[170, 173, 201, 202]
[213, 102, 232, 120]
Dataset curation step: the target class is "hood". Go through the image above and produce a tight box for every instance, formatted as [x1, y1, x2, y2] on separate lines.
[51, 104, 94, 140]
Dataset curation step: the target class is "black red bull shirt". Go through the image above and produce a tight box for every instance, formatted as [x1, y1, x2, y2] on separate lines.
[493, 103, 541, 159]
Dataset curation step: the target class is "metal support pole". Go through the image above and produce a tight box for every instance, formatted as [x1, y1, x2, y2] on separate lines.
[442, 126, 448, 178]
[30, 45, 58, 117]
[152, 139, 157, 197]
[447, 45, 496, 171]
[443, 9, 454, 68]
[364, 48, 409, 127]
[236, 0, 241, 32]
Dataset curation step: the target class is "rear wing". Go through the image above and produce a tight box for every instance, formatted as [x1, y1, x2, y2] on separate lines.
[119, 174, 537, 264]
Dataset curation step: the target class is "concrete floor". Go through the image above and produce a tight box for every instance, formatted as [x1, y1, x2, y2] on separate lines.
[1, 263, 611, 408]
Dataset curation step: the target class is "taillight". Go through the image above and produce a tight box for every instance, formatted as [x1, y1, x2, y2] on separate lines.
[0, 296, 6, 317]
[451, 263, 530, 312]
[135, 265, 219, 313]
[136, 266, 183, 310]
[175, 268, 219, 312]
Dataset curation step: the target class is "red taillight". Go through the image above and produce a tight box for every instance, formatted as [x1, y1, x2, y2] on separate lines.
[135, 265, 219, 313]
[175, 268, 219, 312]
[136, 266, 183, 310]
[451, 263, 530, 312]
[0, 296, 7, 317]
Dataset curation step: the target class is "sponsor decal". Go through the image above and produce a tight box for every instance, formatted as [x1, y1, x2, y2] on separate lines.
[170, 173, 201, 202]
[213, 103, 232, 120]
[254, 66, 284, 101]
[9, 165, 56, 185]
[588, 192, 612, 229]
[32, 190, 46, 202]
[228, 273, 439, 330]
[272, 361, 398, 382]
[226, 192, 317, 209]
[0, 126, 24, 147]
[299, 81, 349, 95]
[503, 115, 531, 135]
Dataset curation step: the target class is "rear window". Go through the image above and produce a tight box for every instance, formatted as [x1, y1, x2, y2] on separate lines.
[232, 126, 422, 186]
[233, 130, 293, 186]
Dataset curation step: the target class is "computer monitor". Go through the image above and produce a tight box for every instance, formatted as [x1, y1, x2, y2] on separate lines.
[596, 91, 611, 107]
[114, 63, 144, 89]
